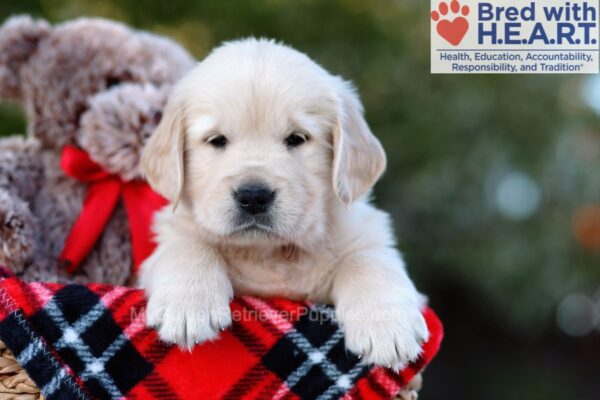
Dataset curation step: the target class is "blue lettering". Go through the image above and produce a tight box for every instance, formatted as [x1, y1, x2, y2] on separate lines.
[579, 22, 596, 44]
[505, 23, 521, 44]
[528, 23, 550, 44]
[478, 3, 494, 21]
[557, 23, 576, 44]
[543, 6, 564, 21]
[478, 23, 498, 44]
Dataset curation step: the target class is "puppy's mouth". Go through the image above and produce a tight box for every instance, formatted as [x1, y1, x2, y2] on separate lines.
[231, 216, 276, 236]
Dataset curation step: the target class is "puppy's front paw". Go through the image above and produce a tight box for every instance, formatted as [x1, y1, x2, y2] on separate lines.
[341, 302, 429, 370]
[145, 283, 233, 351]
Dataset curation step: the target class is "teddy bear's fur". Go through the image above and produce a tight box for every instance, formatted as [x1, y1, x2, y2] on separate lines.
[0, 16, 194, 284]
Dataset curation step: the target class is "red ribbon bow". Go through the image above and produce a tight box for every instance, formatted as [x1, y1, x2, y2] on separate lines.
[59, 145, 168, 274]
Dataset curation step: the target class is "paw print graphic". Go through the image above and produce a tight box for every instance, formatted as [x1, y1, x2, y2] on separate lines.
[431, 0, 470, 46]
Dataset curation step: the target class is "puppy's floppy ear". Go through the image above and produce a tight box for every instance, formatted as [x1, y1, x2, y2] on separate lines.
[141, 91, 186, 206]
[331, 79, 386, 205]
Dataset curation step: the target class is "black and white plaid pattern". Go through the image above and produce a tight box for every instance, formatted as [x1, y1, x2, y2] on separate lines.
[0, 274, 442, 400]
[263, 305, 369, 400]
[27, 285, 153, 399]
[0, 310, 86, 400]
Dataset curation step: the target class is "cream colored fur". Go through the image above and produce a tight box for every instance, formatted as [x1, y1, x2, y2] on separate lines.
[140, 38, 428, 370]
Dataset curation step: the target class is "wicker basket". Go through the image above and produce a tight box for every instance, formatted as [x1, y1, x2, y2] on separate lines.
[0, 341, 43, 400]
[0, 340, 420, 400]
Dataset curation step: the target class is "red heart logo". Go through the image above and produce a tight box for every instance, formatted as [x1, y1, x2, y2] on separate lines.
[436, 17, 468, 46]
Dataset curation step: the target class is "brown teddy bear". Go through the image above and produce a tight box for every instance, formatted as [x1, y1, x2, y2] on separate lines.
[0, 16, 194, 284]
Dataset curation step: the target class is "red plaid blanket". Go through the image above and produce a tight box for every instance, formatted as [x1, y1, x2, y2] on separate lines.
[0, 270, 442, 400]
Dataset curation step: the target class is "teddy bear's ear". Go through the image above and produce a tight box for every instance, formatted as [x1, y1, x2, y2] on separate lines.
[0, 16, 50, 101]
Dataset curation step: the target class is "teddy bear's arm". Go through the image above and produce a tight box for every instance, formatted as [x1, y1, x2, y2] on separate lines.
[0, 136, 43, 202]
[0, 136, 43, 273]
[0, 188, 39, 273]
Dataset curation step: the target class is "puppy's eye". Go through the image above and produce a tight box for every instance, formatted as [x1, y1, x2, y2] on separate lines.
[285, 133, 308, 149]
[207, 134, 228, 149]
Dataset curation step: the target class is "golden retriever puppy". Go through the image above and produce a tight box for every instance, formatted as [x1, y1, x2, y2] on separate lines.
[140, 38, 428, 369]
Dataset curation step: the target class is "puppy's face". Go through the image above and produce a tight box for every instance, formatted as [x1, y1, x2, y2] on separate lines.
[142, 39, 386, 249]
[181, 83, 335, 247]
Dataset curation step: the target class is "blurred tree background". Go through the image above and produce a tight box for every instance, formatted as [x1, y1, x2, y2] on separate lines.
[1, 0, 599, 398]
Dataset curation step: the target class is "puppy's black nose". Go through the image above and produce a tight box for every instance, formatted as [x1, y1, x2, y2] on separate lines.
[233, 184, 276, 215]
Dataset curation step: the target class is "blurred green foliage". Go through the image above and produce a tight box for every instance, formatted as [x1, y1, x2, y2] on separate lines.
[1, 1, 599, 398]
